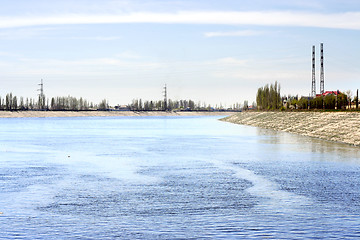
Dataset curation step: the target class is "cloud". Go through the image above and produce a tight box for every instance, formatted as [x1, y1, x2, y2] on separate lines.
[0, 27, 57, 40]
[68, 36, 123, 41]
[17, 57, 162, 69]
[0, 11, 360, 30]
[204, 30, 265, 37]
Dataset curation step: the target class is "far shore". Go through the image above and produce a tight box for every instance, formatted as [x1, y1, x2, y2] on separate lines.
[0, 110, 236, 118]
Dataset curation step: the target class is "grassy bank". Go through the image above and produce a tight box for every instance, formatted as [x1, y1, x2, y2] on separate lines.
[222, 111, 360, 147]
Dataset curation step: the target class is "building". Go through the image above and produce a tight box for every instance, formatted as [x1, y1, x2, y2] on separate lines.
[316, 91, 340, 98]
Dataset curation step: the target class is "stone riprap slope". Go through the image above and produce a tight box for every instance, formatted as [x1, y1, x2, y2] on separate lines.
[222, 111, 360, 147]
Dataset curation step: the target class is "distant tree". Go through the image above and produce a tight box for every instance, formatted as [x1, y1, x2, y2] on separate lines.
[324, 94, 336, 109]
[29, 98, 33, 110]
[19, 97, 25, 110]
[297, 98, 308, 109]
[345, 90, 353, 109]
[50, 98, 55, 110]
[37, 94, 45, 110]
[25, 98, 29, 109]
[310, 97, 323, 109]
[12, 96, 17, 110]
[83, 99, 89, 110]
[139, 99, 143, 111]
[79, 97, 84, 110]
[188, 100, 195, 110]
[243, 100, 249, 111]
[168, 99, 174, 111]
[337, 93, 348, 109]
[98, 99, 108, 110]
[256, 81, 281, 110]
[5, 93, 12, 110]
[144, 100, 150, 111]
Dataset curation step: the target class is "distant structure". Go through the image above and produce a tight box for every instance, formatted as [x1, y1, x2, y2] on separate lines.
[320, 43, 325, 95]
[311, 45, 316, 97]
[37, 79, 45, 109]
[38, 79, 44, 97]
[163, 84, 168, 111]
[311, 43, 325, 96]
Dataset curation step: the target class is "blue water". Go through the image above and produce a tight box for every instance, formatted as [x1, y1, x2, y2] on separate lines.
[0, 116, 360, 239]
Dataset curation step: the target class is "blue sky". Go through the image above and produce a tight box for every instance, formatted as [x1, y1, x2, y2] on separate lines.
[0, 0, 359, 106]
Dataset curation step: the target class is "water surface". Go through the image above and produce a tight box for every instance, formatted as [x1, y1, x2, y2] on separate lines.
[1, 116, 360, 239]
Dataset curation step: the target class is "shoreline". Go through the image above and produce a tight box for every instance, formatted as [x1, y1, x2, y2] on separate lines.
[222, 111, 360, 147]
[0, 110, 235, 118]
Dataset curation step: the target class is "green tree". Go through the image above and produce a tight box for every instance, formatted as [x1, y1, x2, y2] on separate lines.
[324, 94, 335, 109]
[310, 97, 323, 109]
[337, 93, 348, 109]
[256, 81, 281, 110]
[297, 98, 308, 109]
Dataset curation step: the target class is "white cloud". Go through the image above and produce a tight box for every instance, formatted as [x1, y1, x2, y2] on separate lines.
[204, 30, 265, 37]
[0, 27, 57, 40]
[0, 11, 360, 30]
[68, 36, 123, 41]
[17, 57, 162, 69]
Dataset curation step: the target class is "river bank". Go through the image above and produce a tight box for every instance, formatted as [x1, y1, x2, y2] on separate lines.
[222, 111, 360, 147]
[0, 110, 234, 118]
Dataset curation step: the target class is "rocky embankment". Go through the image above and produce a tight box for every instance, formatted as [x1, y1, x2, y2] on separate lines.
[222, 111, 360, 147]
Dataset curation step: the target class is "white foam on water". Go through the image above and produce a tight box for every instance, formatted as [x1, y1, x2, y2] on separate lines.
[50, 151, 161, 185]
[209, 159, 312, 213]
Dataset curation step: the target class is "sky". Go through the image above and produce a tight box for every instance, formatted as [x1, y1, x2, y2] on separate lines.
[0, 0, 360, 107]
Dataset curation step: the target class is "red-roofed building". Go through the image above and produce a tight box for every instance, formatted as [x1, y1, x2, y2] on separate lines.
[316, 91, 340, 98]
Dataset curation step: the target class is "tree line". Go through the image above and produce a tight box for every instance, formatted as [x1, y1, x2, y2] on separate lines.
[0, 93, 245, 112]
[256, 81, 357, 111]
[294, 93, 348, 110]
[0, 93, 97, 111]
[128, 99, 244, 111]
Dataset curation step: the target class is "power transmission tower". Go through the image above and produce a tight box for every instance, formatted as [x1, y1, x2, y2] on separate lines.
[163, 84, 168, 111]
[320, 43, 324, 95]
[37, 79, 45, 110]
[311, 45, 316, 97]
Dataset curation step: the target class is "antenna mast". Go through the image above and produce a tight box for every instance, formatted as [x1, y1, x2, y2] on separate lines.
[320, 43, 324, 94]
[311, 45, 316, 97]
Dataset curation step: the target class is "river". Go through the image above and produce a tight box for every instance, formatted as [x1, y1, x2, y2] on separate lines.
[0, 116, 359, 239]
